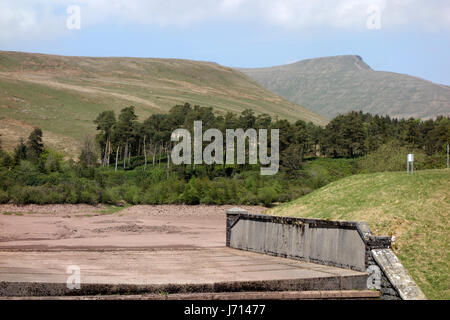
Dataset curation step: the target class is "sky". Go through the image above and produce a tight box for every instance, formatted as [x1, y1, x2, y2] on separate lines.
[1, 0, 450, 85]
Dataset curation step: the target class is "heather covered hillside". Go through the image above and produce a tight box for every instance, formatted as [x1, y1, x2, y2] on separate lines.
[0, 51, 326, 157]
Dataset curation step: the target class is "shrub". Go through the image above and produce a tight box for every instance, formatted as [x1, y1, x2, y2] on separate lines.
[306, 167, 329, 189]
[277, 193, 292, 203]
[100, 187, 121, 204]
[238, 190, 258, 205]
[0, 189, 9, 204]
[45, 191, 65, 204]
[124, 185, 141, 204]
[257, 186, 278, 207]
[150, 167, 167, 183]
[302, 158, 357, 183]
[65, 189, 80, 204]
[180, 179, 201, 204]
[9, 185, 29, 204]
[17, 160, 41, 186]
[357, 141, 427, 173]
[40, 150, 64, 173]
[143, 182, 171, 204]
[80, 190, 99, 205]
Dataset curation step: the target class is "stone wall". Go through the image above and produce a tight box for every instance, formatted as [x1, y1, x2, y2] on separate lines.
[226, 208, 426, 300]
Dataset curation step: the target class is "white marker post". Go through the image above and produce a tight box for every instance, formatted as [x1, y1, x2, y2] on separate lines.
[407, 154, 414, 175]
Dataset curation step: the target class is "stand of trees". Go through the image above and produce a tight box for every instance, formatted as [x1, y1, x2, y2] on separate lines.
[88, 103, 450, 172]
[321, 112, 450, 158]
[0, 103, 448, 206]
[0, 128, 45, 170]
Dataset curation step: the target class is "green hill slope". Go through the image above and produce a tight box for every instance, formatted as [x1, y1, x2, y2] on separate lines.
[267, 169, 450, 299]
[240, 55, 450, 120]
[0, 51, 326, 157]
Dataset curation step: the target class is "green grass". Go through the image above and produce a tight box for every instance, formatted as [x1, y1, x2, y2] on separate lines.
[267, 169, 450, 300]
[95, 204, 130, 215]
[2, 211, 25, 216]
[303, 157, 358, 182]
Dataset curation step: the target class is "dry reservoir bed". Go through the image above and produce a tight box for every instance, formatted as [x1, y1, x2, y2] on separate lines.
[0, 204, 264, 250]
[0, 204, 370, 298]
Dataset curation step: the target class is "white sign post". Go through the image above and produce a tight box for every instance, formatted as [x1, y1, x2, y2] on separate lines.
[407, 154, 414, 175]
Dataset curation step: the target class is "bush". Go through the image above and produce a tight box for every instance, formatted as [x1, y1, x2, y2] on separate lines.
[422, 153, 448, 169]
[0, 147, 408, 206]
[302, 158, 357, 183]
[65, 189, 80, 204]
[257, 186, 278, 207]
[150, 167, 167, 183]
[100, 187, 121, 204]
[238, 190, 258, 205]
[79, 191, 99, 205]
[17, 160, 41, 186]
[143, 182, 169, 204]
[357, 141, 427, 173]
[124, 185, 141, 204]
[45, 191, 65, 204]
[277, 193, 292, 203]
[180, 179, 201, 204]
[40, 150, 64, 173]
[9, 185, 30, 204]
[0, 189, 9, 204]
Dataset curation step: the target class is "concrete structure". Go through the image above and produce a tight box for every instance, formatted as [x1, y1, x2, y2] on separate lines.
[372, 249, 426, 300]
[226, 208, 426, 300]
[0, 290, 381, 300]
[0, 204, 425, 299]
[0, 248, 369, 297]
[0, 204, 379, 299]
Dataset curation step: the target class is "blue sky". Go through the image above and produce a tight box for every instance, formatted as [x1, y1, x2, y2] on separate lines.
[1, 0, 450, 85]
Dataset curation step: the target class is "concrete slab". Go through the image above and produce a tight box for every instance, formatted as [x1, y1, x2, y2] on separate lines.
[0, 247, 368, 296]
[0, 290, 381, 300]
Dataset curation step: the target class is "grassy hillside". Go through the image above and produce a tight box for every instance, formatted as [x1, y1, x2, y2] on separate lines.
[240, 55, 450, 120]
[267, 169, 450, 299]
[0, 51, 327, 157]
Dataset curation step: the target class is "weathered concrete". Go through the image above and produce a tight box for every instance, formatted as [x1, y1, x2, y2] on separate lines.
[227, 208, 368, 272]
[371, 249, 426, 300]
[226, 208, 426, 300]
[0, 290, 381, 300]
[0, 247, 368, 297]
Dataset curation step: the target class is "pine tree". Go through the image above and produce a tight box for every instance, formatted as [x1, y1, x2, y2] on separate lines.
[94, 110, 116, 166]
[14, 138, 27, 164]
[26, 128, 44, 163]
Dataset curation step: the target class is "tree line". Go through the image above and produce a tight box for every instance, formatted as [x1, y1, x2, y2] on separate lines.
[0, 103, 448, 173]
[86, 103, 450, 173]
[0, 104, 448, 206]
[0, 128, 45, 170]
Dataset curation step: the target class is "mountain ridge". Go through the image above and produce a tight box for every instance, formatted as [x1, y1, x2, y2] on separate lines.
[239, 55, 450, 119]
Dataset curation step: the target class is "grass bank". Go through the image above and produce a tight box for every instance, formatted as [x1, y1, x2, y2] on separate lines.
[267, 169, 450, 299]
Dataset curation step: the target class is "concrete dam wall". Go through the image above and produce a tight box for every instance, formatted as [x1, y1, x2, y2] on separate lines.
[226, 208, 426, 300]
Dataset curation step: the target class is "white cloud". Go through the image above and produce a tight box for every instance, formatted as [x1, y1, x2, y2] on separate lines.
[0, 0, 449, 43]
[0, 1, 66, 43]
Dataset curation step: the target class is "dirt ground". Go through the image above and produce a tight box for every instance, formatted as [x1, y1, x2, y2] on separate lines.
[0, 204, 371, 298]
[0, 204, 265, 250]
